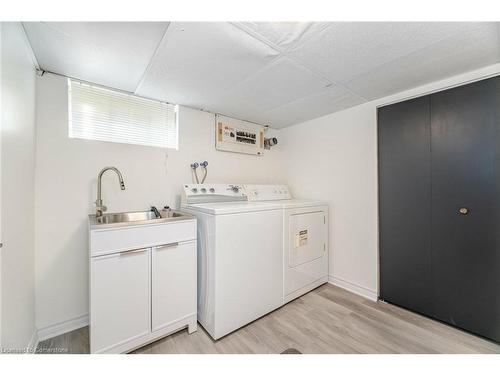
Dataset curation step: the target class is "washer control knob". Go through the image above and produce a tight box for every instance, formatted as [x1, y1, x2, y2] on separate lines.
[191, 188, 198, 193]
[209, 188, 215, 193]
[201, 188, 207, 193]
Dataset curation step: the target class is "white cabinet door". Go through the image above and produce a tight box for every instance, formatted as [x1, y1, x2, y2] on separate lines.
[90, 248, 150, 353]
[152, 241, 196, 332]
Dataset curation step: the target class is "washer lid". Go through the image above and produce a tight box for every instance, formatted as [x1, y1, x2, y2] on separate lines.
[183, 201, 282, 215]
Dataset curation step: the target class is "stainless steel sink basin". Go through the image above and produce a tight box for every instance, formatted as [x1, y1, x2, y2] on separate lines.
[89, 210, 194, 229]
[97, 211, 157, 224]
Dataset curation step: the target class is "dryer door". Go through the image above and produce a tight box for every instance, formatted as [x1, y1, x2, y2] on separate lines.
[289, 211, 325, 267]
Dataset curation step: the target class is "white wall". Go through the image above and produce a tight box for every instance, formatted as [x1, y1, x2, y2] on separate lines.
[34, 73, 286, 333]
[34, 55, 500, 336]
[280, 103, 379, 299]
[280, 62, 500, 301]
[0, 22, 37, 349]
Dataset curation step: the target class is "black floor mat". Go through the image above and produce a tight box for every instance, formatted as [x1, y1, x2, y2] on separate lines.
[280, 348, 302, 354]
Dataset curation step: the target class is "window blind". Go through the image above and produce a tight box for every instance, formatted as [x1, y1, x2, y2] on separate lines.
[68, 79, 178, 149]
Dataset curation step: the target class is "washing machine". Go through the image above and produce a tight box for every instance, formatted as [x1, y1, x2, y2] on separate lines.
[244, 185, 329, 303]
[181, 184, 284, 340]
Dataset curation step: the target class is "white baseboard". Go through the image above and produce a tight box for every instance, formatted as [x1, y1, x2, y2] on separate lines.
[37, 314, 89, 342]
[26, 329, 39, 353]
[328, 274, 378, 301]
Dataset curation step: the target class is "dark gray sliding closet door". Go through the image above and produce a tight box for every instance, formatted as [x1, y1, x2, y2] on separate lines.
[378, 96, 434, 316]
[430, 77, 500, 342]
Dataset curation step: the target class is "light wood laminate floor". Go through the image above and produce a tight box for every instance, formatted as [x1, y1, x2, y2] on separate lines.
[36, 284, 500, 354]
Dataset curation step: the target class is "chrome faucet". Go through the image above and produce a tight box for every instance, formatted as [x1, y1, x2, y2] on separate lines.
[95, 167, 126, 217]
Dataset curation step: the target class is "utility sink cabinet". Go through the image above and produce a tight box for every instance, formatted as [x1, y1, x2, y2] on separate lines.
[89, 213, 197, 354]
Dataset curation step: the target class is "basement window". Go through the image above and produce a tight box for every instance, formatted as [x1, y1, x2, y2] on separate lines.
[68, 79, 178, 150]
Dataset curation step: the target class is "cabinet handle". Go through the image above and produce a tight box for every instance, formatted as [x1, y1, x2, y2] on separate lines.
[156, 242, 179, 250]
[458, 207, 469, 215]
[119, 247, 148, 256]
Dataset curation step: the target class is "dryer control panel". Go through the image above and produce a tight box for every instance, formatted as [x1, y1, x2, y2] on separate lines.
[181, 184, 247, 204]
[243, 185, 292, 201]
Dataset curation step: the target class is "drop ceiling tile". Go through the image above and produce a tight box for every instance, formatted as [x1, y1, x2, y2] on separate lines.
[206, 55, 331, 119]
[236, 22, 331, 51]
[23, 22, 169, 92]
[344, 23, 500, 100]
[288, 22, 490, 84]
[23, 22, 500, 129]
[251, 85, 366, 128]
[136, 22, 280, 109]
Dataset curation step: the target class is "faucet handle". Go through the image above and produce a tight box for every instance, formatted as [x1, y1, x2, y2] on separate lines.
[150, 206, 161, 219]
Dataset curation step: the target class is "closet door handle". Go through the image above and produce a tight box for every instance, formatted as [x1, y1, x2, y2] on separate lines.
[458, 207, 469, 215]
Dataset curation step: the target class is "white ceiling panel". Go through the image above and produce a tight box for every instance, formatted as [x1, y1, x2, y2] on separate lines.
[206, 56, 331, 119]
[344, 23, 500, 100]
[287, 22, 491, 84]
[23, 22, 169, 92]
[23, 22, 500, 128]
[135, 22, 280, 109]
[250, 85, 366, 128]
[236, 22, 330, 51]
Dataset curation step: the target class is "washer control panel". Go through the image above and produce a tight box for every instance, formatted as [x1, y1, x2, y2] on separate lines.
[182, 184, 246, 204]
[243, 185, 292, 201]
